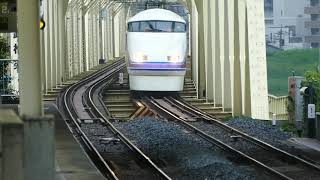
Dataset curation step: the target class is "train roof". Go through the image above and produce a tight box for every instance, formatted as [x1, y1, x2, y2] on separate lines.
[128, 8, 186, 23]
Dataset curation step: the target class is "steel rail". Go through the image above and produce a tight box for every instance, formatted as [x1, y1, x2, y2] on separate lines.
[168, 96, 320, 171]
[143, 96, 292, 180]
[61, 59, 126, 180]
[86, 67, 172, 180]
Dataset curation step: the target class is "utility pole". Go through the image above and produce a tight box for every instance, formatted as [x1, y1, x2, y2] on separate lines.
[279, 25, 284, 48]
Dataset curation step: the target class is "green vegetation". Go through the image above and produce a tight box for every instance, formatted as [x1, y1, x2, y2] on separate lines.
[281, 122, 298, 135]
[0, 36, 9, 59]
[302, 71, 320, 112]
[0, 36, 10, 94]
[267, 48, 319, 96]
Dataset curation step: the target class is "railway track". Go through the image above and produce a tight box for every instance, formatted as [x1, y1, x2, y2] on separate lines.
[59, 59, 171, 180]
[142, 96, 320, 180]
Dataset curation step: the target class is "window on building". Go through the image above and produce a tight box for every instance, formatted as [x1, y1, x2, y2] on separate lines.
[311, 42, 320, 48]
[311, 28, 320, 35]
[311, 0, 320, 6]
[265, 19, 274, 25]
[311, 14, 320, 21]
[264, 0, 273, 17]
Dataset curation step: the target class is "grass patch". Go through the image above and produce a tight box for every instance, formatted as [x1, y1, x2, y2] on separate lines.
[267, 48, 319, 96]
[281, 122, 300, 136]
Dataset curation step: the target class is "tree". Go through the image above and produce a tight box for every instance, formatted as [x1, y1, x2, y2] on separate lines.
[0, 36, 10, 94]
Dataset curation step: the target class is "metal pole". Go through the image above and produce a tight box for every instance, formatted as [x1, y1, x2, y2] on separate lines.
[99, 2, 104, 63]
[82, 1, 87, 71]
[54, 0, 61, 85]
[17, 0, 42, 116]
[49, 0, 57, 88]
[58, 0, 67, 83]
[44, 0, 52, 92]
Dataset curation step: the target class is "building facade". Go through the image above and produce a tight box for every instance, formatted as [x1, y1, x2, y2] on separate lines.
[305, 0, 320, 48]
[264, 0, 310, 49]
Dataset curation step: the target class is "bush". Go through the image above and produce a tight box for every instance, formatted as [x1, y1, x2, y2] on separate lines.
[302, 70, 320, 112]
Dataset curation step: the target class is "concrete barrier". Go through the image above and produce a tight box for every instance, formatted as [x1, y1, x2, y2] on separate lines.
[0, 110, 23, 180]
[23, 115, 55, 180]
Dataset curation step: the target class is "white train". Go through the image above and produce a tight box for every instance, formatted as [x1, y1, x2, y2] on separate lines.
[127, 8, 187, 91]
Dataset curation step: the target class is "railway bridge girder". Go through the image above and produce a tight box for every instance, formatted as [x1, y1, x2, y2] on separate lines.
[2, 1, 269, 179]
[18, 0, 269, 119]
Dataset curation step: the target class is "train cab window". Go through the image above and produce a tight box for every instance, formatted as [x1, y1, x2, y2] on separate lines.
[128, 22, 139, 32]
[128, 21, 186, 33]
[140, 21, 156, 32]
[174, 22, 186, 32]
[155, 21, 173, 32]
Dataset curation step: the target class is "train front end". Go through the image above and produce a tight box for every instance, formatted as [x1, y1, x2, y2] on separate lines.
[127, 9, 187, 91]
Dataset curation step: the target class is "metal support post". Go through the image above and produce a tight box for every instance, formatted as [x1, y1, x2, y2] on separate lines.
[244, 6, 252, 117]
[214, 0, 222, 106]
[71, 8, 76, 76]
[111, 14, 115, 58]
[223, 0, 232, 111]
[49, 0, 57, 87]
[92, 13, 97, 66]
[78, 7, 82, 74]
[99, 3, 105, 64]
[44, 0, 52, 92]
[17, 1, 55, 180]
[40, 29, 46, 93]
[89, 13, 93, 69]
[109, 15, 113, 60]
[82, 4, 87, 71]
[73, 8, 79, 75]
[1, 110, 23, 180]
[58, 0, 68, 83]
[54, 0, 61, 85]
[194, 0, 206, 98]
[17, 0, 43, 116]
[95, 12, 99, 66]
[190, 1, 199, 95]
[232, 0, 243, 116]
[204, 0, 214, 102]
[104, 14, 109, 62]
[66, 11, 72, 77]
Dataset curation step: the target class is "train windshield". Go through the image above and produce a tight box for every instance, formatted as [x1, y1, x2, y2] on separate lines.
[128, 21, 186, 33]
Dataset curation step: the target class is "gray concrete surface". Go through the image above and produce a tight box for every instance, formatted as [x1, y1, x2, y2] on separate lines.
[0, 104, 105, 180]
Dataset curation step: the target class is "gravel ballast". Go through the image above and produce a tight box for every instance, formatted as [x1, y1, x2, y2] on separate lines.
[81, 123, 159, 179]
[226, 117, 296, 144]
[225, 117, 302, 154]
[113, 117, 271, 180]
[191, 115, 302, 156]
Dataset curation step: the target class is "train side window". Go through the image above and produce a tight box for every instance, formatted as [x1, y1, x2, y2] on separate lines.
[174, 22, 186, 32]
[128, 22, 139, 32]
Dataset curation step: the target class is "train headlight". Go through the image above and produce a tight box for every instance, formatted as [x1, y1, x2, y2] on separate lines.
[132, 52, 148, 63]
[167, 55, 183, 63]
